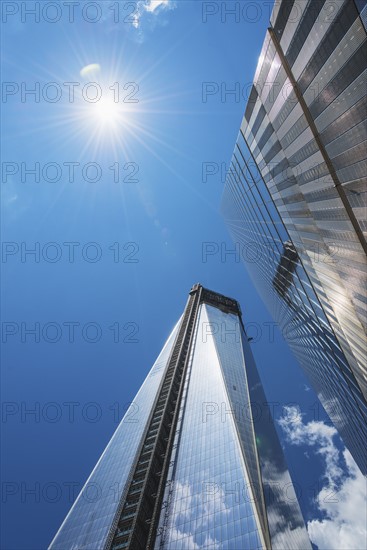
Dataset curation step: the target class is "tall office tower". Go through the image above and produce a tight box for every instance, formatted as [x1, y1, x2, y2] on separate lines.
[222, 0, 367, 474]
[50, 284, 311, 550]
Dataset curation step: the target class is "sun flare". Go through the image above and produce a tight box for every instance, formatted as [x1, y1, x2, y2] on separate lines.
[89, 96, 125, 130]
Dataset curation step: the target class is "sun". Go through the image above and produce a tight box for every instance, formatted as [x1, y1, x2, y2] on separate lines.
[89, 96, 124, 130]
[66, 63, 137, 156]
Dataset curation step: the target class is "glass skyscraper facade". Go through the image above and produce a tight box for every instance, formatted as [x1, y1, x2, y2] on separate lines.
[222, 0, 367, 474]
[49, 285, 311, 550]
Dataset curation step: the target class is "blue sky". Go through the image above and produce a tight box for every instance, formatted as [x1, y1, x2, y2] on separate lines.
[1, 2, 366, 549]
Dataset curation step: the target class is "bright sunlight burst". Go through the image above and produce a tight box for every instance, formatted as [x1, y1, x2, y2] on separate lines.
[24, 53, 183, 163]
[80, 63, 126, 132]
[89, 95, 125, 130]
[68, 63, 138, 157]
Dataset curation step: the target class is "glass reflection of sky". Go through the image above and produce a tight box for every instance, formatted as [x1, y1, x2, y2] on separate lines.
[156, 304, 265, 550]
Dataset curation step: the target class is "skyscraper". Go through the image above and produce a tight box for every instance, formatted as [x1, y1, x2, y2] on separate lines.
[49, 284, 311, 550]
[222, 0, 367, 474]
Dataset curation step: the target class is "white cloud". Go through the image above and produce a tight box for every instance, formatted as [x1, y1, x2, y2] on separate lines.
[308, 450, 367, 549]
[271, 526, 313, 550]
[168, 527, 200, 549]
[132, 0, 176, 29]
[278, 406, 343, 485]
[164, 480, 226, 549]
[279, 406, 367, 550]
[260, 459, 312, 549]
[145, 0, 170, 13]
